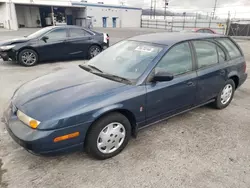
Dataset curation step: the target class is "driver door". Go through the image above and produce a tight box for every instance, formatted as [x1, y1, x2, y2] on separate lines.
[145, 42, 197, 124]
[37, 27, 69, 61]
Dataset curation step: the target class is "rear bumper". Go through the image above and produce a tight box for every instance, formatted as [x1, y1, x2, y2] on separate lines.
[3, 103, 90, 156]
[239, 73, 248, 87]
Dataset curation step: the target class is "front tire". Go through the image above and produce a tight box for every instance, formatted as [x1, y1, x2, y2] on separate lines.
[213, 79, 235, 109]
[18, 49, 38, 67]
[85, 112, 131, 160]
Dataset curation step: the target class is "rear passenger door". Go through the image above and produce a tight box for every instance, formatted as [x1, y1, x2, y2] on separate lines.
[192, 40, 228, 104]
[67, 28, 93, 58]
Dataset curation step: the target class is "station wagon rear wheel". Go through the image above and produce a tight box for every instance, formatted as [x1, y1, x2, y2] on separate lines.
[85, 112, 131, 160]
[213, 79, 235, 109]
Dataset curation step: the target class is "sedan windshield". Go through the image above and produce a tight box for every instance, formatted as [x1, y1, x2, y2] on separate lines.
[86, 40, 163, 80]
[26, 27, 53, 39]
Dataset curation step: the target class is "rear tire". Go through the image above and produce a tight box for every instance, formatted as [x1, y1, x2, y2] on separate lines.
[18, 49, 38, 67]
[213, 79, 235, 109]
[85, 112, 131, 160]
[88, 45, 102, 59]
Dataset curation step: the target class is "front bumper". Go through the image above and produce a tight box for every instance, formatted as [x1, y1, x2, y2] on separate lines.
[3, 103, 89, 155]
[0, 50, 17, 61]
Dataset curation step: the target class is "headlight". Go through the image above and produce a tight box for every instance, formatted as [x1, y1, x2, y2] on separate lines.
[0, 45, 15, 51]
[17, 110, 40, 129]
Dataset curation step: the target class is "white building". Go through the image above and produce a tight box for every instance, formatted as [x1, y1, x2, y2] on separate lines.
[0, 0, 142, 30]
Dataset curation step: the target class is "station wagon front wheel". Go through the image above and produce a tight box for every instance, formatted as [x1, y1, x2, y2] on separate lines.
[85, 112, 131, 160]
[214, 79, 235, 109]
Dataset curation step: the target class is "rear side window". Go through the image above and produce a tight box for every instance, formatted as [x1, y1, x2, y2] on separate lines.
[70, 28, 91, 37]
[217, 46, 226, 62]
[215, 38, 241, 59]
[193, 40, 218, 69]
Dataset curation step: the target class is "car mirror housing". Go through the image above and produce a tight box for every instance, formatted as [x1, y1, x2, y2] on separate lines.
[41, 36, 49, 42]
[152, 71, 174, 82]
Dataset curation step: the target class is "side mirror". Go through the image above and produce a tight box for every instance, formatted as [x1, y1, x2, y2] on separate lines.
[152, 71, 174, 82]
[41, 36, 49, 42]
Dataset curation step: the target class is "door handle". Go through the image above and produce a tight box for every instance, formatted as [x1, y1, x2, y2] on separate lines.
[186, 81, 194, 86]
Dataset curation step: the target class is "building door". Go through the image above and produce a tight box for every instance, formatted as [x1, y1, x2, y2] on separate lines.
[112, 17, 116, 28]
[66, 15, 73, 25]
[102, 17, 107, 28]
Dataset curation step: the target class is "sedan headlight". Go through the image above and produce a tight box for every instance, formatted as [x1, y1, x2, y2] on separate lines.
[0, 45, 15, 51]
[17, 110, 40, 129]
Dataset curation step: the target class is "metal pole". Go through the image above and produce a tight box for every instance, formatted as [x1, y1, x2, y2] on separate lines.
[153, 0, 156, 19]
[150, 0, 153, 19]
[212, 0, 218, 19]
[247, 24, 250, 37]
[51, 6, 55, 26]
[164, 0, 167, 20]
[226, 11, 231, 35]
[194, 12, 198, 28]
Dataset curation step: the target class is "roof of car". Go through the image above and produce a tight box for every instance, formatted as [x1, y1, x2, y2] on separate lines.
[129, 32, 224, 46]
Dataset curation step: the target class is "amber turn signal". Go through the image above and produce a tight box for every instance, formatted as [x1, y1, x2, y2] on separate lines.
[54, 132, 80, 143]
[29, 120, 39, 129]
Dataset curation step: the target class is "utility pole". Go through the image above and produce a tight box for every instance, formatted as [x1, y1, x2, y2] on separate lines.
[150, 0, 153, 19]
[153, 0, 156, 19]
[164, 0, 168, 20]
[212, 0, 218, 19]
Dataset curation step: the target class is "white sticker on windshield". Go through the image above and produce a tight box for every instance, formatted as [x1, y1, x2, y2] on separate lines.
[135, 46, 154, 53]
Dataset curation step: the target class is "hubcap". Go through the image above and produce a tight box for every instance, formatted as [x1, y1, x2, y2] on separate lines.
[21, 51, 36, 65]
[221, 84, 233, 105]
[90, 47, 101, 58]
[97, 122, 126, 154]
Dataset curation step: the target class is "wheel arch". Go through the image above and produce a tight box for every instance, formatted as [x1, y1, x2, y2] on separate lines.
[85, 105, 138, 145]
[17, 47, 40, 62]
[228, 72, 239, 89]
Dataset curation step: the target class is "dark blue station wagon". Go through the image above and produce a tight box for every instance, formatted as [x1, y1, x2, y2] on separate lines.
[3, 33, 247, 159]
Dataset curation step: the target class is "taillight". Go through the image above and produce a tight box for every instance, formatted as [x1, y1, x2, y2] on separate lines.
[106, 34, 109, 40]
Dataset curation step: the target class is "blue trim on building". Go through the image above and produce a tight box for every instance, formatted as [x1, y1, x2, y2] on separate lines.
[71, 2, 142, 10]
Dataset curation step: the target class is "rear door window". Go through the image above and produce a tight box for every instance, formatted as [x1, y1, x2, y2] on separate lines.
[215, 38, 242, 59]
[193, 40, 218, 69]
[69, 28, 91, 38]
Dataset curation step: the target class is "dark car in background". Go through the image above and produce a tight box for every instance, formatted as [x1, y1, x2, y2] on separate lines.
[3, 33, 247, 159]
[0, 26, 109, 66]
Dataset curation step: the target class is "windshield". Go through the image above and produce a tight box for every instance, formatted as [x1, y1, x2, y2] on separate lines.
[86, 40, 163, 80]
[26, 27, 53, 39]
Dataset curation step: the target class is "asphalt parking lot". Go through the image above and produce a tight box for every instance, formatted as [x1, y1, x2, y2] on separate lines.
[0, 28, 250, 188]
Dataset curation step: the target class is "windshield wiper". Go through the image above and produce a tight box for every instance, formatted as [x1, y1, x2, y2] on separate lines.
[88, 65, 103, 73]
[79, 64, 103, 73]
[97, 73, 132, 84]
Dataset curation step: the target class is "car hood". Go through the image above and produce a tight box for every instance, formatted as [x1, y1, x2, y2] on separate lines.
[0, 37, 30, 46]
[12, 66, 127, 121]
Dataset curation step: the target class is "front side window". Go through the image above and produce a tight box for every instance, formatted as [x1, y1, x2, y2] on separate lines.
[155, 42, 193, 76]
[215, 38, 241, 59]
[45, 28, 67, 41]
[193, 40, 218, 69]
[86, 40, 163, 80]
